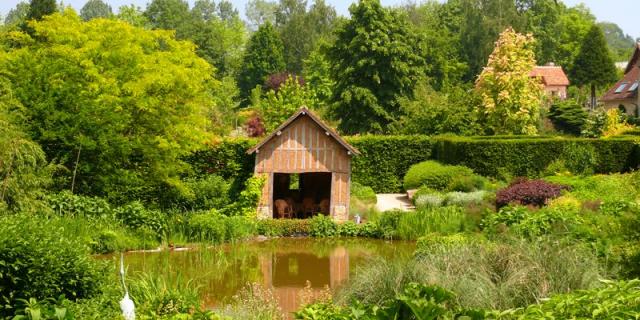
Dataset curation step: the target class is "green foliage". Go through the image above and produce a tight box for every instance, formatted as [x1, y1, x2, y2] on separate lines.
[309, 215, 337, 237]
[80, 0, 112, 21]
[173, 175, 230, 211]
[237, 22, 285, 102]
[484, 205, 581, 238]
[395, 206, 474, 240]
[328, 0, 425, 134]
[26, 0, 56, 22]
[0, 214, 106, 314]
[403, 160, 478, 191]
[348, 135, 434, 193]
[350, 182, 377, 205]
[186, 212, 256, 243]
[396, 82, 482, 136]
[0, 96, 52, 213]
[499, 279, 640, 319]
[2, 10, 214, 203]
[254, 75, 319, 132]
[114, 201, 166, 236]
[434, 136, 640, 178]
[338, 239, 601, 310]
[47, 191, 113, 218]
[548, 99, 589, 135]
[296, 283, 473, 320]
[256, 218, 310, 237]
[475, 28, 543, 135]
[128, 273, 201, 318]
[570, 25, 618, 108]
[415, 233, 474, 256]
[221, 174, 265, 217]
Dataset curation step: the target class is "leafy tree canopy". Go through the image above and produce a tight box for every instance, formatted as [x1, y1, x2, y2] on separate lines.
[80, 0, 113, 21]
[237, 21, 285, 103]
[26, 0, 57, 22]
[475, 27, 543, 135]
[328, 0, 425, 134]
[5, 2, 30, 26]
[0, 10, 215, 202]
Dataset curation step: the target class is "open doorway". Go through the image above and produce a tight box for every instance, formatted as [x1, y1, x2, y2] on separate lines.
[273, 172, 332, 219]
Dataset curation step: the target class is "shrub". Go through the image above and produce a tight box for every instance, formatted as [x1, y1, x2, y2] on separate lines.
[447, 174, 487, 192]
[337, 221, 359, 237]
[483, 205, 582, 238]
[376, 210, 403, 239]
[350, 182, 377, 205]
[129, 273, 200, 318]
[309, 215, 337, 237]
[186, 212, 227, 243]
[114, 201, 165, 236]
[414, 193, 445, 209]
[47, 191, 113, 218]
[560, 142, 598, 175]
[221, 174, 266, 217]
[496, 178, 566, 208]
[403, 160, 477, 191]
[548, 100, 588, 135]
[256, 219, 311, 237]
[177, 175, 230, 211]
[0, 215, 106, 313]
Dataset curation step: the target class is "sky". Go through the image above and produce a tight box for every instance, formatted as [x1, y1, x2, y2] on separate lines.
[1, 0, 639, 39]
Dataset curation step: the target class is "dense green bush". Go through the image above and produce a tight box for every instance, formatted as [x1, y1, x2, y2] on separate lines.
[548, 100, 588, 135]
[47, 191, 113, 218]
[256, 219, 311, 236]
[114, 201, 166, 236]
[403, 160, 479, 191]
[347, 135, 434, 193]
[0, 215, 106, 314]
[186, 212, 255, 243]
[350, 182, 377, 204]
[309, 215, 338, 237]
[175, 175, 231, 211]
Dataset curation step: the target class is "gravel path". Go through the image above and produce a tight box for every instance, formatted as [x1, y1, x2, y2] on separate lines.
[375, 193, 415, 212]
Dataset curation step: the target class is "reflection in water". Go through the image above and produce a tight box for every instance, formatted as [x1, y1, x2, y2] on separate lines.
[111, 238, 415, 314]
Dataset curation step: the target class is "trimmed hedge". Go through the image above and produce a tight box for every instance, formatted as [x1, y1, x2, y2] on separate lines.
[433, 136, 640, 178]
[346, 135, 434, 193]
[189, 136, 639, 193]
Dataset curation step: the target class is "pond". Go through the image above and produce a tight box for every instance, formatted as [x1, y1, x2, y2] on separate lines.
[110, 238, 415, 315]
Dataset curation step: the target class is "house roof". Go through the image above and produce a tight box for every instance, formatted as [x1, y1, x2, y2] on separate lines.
[601, 43, 640, 102]
[529, 66, 570, 86]
[247, 107, 360, 155]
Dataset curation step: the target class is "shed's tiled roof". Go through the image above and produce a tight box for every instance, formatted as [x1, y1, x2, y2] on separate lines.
[529, 66, 570, 86]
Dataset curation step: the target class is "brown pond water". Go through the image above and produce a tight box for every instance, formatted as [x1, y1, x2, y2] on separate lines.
[107, 238, 415, 315]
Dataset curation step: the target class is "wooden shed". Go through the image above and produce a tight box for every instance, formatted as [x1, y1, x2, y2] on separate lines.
[248, 107, 359, 222]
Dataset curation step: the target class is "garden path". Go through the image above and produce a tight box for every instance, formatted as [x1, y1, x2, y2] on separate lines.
[375, 194, 415, 212]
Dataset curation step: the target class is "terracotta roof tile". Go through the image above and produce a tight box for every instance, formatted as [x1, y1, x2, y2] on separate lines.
[529, 66, 570, 86]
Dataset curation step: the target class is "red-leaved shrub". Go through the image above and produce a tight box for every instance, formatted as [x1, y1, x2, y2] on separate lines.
[245, 116, 266, 137]
[264, 72, 305, 92]
[496, 178, 566, 208]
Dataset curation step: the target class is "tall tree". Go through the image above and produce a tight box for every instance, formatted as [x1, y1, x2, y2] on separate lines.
[145, 0, 192, 32]
[237, 22, 285, 103]
[245, 0, 277, 30]
[275, 0, 337, 73]
[26, 0, 56, 22]
[116, 5, 150, 28]
[475, 28, 543, 135]
[5, 2, 30, 26]
[598, 22, 636, 62]
[570, 25, 618, 109]
[80, 0, 112, 21]
[328, 0, 425, 134]
[0, 10, 214, 201]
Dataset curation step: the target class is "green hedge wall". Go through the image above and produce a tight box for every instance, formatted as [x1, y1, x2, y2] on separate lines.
[346, 136, 434, 193]
[189, 136, 639, 194]
[433, 137, 640, 178]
